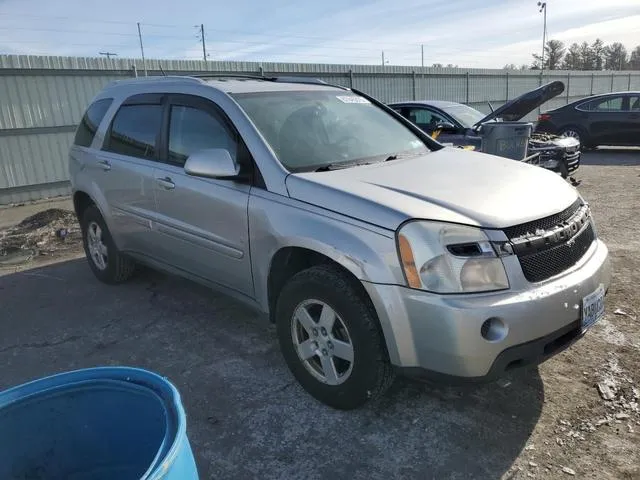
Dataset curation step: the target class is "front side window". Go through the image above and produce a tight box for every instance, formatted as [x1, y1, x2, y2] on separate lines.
[105, 104, 162, 160]
[233, 90, 429, 172]
[168, 105, 237, 166]
[74, 98, 113, 147]
[406, 108, 443, 127]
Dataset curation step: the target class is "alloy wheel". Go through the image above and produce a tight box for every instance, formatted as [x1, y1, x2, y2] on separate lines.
[87, 221, 108, 271]
[290, 299, 354, 385]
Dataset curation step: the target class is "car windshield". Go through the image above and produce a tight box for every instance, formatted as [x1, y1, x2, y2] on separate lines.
[232, 90, 429, 172]
[440, 104, 487, 129]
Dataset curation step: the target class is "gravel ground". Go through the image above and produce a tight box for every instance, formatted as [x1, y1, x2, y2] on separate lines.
[0, 149, 639, 479]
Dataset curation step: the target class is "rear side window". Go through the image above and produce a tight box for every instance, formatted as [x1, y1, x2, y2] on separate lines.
[105, 104, 163, 160]
[74, 98, 113, 147]
[580, 96, 625, 112]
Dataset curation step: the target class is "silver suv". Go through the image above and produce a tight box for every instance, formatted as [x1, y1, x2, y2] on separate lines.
[69, 75, 611, 409]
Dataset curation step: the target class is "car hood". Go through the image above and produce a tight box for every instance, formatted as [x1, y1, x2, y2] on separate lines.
[286, 148, 578, 231]
[474, 80, 565, 126]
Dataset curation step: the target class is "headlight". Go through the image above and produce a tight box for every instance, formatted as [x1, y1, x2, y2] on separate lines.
[397, 221, 510, 293]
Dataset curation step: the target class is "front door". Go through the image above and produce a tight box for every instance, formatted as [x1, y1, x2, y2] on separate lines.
[582, 95, 631, 146]
[626, 94, 640, 145]
[152, 94, 253, 297]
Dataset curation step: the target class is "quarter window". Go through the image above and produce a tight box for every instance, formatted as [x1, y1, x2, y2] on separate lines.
[168, 105, 237, 166]
[104, 104, 163, 159]
[74, 98, 113, 147]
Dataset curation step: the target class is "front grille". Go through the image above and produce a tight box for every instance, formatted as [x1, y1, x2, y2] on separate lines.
[503, 198, 582, 239]
[517, 222, 595, 282]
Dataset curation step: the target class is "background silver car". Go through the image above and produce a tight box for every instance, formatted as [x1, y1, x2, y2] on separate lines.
[69, 75, 611, 409]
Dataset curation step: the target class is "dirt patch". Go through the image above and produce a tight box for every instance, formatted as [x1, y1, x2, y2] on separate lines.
[0, 208, 82, 267]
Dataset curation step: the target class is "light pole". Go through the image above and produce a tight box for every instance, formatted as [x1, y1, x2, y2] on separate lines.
[537, 2, 547, 75]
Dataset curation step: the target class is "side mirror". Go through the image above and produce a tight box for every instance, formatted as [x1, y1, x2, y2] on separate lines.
[435, 121, 456, 132]
[184, 148, 240, 179]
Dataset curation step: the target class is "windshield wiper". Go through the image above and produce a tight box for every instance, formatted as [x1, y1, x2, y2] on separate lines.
[314, 161, 373, 172]
[384, 150, 426, 162]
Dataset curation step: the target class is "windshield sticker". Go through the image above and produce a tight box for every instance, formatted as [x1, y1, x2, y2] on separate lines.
[336, 95, 370, 104]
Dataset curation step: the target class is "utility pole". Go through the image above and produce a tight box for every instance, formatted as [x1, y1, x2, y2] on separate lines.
[99, 52, 117, 59]
[381, 51, 385, 67]
[199, 24, 207, 61]
[137, 22, 147, 76]
[421, 44, 424, 68]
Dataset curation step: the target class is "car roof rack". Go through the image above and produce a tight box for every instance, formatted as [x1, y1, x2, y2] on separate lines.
[192, 73, 348, 90]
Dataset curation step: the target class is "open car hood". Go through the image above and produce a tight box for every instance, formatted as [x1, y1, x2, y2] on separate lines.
[473, 80, 565, 127]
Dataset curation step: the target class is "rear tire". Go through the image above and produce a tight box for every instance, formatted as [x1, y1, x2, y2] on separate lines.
[81, 205, 135, 284]
[276, 264, 395, 410]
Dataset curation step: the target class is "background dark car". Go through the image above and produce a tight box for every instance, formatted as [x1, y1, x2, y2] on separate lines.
[535, 91, 640, 149]
[389, 81, 581, 180]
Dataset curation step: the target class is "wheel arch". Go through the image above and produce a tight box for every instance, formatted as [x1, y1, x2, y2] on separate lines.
[72, 187, 120, 248]
[266, 246, 375, 324]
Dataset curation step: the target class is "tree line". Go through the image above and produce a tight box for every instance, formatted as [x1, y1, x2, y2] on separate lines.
[503, 39, 640, 71]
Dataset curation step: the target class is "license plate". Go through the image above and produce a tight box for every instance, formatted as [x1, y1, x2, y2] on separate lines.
[582, 284, 605, 331]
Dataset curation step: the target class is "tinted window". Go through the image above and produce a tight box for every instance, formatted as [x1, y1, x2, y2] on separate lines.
[74, 98, 113, 147]
[233, 91, 429, 172]
[581, 96, 625, 112]
[105, 104, 162, 159]
[168, 105, 237, 166]
[630, 96, 640, 110]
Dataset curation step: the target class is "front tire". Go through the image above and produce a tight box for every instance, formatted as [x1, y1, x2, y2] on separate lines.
[276, 264, 395, 410]
[81, 205, 135, 284]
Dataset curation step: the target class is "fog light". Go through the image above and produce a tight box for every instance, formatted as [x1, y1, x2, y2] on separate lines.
[480, 317, 508, 342]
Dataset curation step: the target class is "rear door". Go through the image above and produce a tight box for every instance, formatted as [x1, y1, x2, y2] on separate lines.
[94, 94, 164, 254]
[152, 94, 253, 296]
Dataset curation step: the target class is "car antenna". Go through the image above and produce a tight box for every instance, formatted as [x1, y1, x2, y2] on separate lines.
[488, 101, 495, 113]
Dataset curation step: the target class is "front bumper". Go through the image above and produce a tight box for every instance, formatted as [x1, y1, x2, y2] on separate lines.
[363, 239, 611, 380]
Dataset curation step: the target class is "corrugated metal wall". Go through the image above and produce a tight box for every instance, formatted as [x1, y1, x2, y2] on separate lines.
[1, 54, 639, 205]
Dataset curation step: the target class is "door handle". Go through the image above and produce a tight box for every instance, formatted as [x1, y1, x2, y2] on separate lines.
[97, 160, 111, 171]
[630, 113, 639, 119]
[156, 177, 175, 190]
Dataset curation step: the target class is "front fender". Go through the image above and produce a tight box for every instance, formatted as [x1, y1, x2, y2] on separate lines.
[248, 191, 404, 313]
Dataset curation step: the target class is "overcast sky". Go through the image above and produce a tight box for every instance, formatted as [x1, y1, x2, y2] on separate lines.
[0, 0, 639, 67]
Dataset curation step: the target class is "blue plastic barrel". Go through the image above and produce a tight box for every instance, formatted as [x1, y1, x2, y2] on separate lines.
[0, 367, 198, 480]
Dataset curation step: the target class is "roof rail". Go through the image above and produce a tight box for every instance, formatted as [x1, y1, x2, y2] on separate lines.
[191, 73, 267, 81]
[193, 73, 349, 90]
